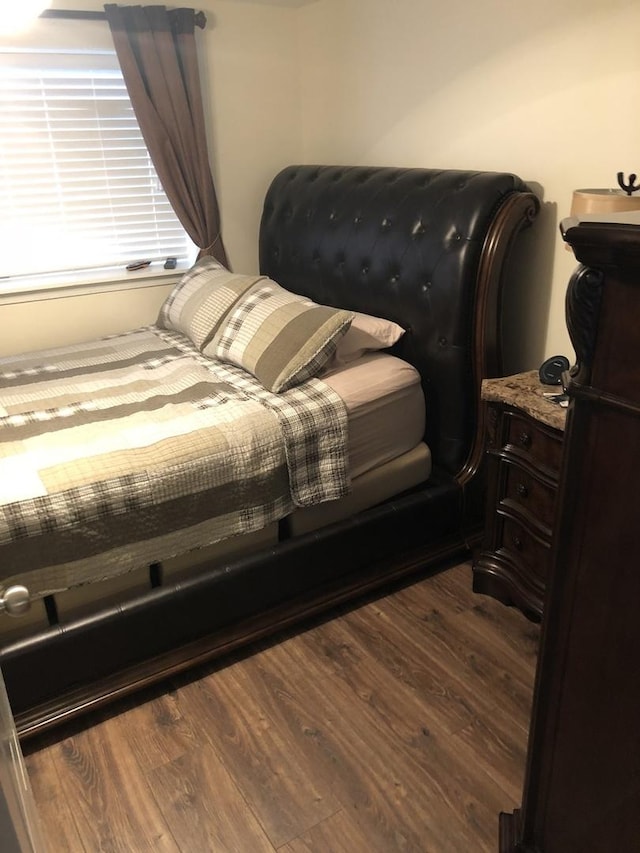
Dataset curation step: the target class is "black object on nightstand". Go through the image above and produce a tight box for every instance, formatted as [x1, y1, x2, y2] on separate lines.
[472, 370, 566, 620]
[538, 354, 570, 385]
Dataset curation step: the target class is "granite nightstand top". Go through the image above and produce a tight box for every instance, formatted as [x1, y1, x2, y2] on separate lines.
[482, 370, 567, 432]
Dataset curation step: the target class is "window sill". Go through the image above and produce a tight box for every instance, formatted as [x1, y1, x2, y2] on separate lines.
[0, 262, 189, 306]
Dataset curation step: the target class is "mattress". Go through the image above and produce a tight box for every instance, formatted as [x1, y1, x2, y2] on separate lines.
[0, 349, 429, 638]
[322, 352, 427, 478]
[0, 326, 349, 599]
[161, 351, 429, 560]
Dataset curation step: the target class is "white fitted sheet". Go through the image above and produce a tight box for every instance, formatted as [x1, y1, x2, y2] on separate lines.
[322, 352, 427, 479]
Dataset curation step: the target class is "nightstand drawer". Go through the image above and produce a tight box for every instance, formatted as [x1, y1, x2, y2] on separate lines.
[498, 516, 550, 585]
[503, 411, 564, 473]
[500, 460, 558, 533]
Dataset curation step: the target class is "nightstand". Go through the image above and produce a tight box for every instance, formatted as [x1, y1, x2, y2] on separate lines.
[472, 370, 566, 620]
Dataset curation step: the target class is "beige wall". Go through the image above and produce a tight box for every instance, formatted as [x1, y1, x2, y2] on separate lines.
[0, 282, 175, 356]
[296, 0, 640, 368]
[4, 0, 639, 367]
[200, 0, 302, 273]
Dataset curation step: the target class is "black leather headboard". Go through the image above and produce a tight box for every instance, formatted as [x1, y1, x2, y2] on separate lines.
[259, 165, 534, 476]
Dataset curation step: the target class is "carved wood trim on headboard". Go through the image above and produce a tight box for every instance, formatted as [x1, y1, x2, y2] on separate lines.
[458, 190, 540, 492]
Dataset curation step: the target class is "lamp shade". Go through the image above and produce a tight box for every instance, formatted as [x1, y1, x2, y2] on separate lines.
[570, 188, 640, 217]
[564, 188, 640, 250]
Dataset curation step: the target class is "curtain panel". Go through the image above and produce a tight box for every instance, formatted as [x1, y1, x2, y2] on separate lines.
[104, 4, 229, 267]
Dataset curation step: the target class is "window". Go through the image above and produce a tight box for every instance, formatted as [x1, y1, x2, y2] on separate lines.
[0, 47, 195, 283]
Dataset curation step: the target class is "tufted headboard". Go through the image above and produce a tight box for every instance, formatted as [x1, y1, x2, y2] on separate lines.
[259, 165, 538, 478]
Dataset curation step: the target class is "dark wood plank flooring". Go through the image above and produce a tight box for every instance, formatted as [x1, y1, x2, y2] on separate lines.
[23, 561, 540, 852]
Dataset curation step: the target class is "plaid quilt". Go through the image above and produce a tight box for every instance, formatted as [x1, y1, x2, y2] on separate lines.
[0, 326, 349, 599]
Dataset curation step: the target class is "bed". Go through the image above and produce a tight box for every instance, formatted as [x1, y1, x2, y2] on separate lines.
[0, 165, 539, 738]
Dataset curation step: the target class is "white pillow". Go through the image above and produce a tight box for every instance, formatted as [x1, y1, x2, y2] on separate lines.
[331, 311, 405, 365]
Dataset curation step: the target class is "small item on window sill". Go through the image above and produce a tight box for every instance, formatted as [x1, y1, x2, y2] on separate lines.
[164, 257, 177, 270]
[126, 260, 151, 271]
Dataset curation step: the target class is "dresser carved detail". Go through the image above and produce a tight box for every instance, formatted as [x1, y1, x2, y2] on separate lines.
[565, 262, 603, 382]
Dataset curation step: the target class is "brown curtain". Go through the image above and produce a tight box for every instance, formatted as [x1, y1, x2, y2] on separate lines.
[104, 4, 229, 267]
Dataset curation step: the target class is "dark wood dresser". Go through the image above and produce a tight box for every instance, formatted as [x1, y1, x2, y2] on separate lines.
[500, 217, 640, 851]
[473, 372, 566, 620]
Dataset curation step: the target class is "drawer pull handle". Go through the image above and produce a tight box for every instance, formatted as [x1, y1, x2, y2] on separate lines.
[516, 483, 529, 498]
[519, 431, 532, 448]
[514, 536, 524, 551]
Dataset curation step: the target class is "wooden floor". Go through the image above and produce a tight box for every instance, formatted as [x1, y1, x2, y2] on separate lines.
[23, 561, 540, 853]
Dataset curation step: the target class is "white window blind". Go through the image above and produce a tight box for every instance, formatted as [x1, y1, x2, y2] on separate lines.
[0, 48, 194, 281]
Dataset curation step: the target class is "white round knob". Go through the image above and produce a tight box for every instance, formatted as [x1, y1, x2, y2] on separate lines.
[2, 585, 31, 617]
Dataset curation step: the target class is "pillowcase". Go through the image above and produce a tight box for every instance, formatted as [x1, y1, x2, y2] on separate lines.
[331, 311, 405, 366]
[203, 279, 354, 393]
[157, 257, 267, 350]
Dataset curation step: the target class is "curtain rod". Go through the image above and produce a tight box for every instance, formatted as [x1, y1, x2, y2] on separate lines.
[40, 8, 207, 28]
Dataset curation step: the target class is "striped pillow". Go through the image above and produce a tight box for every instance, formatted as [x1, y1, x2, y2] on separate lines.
[157, 258, 266, 349]
[203, 280, 354, 393]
